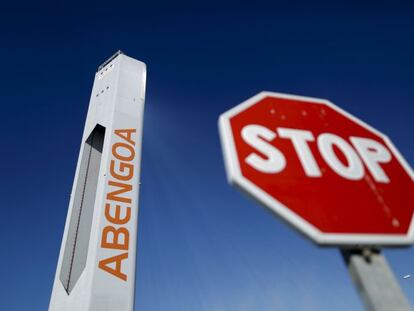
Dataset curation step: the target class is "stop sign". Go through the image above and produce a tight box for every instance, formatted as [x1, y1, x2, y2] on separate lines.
[219, 92, 414, 245]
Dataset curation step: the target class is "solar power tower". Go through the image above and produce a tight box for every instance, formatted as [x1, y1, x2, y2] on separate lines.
[49, 51, 146, 311]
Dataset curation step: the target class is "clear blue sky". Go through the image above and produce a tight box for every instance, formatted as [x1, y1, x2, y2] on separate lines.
[1, 1, 414, 310]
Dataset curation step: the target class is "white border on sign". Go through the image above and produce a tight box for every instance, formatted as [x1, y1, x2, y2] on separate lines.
[218, 91, 414, 246]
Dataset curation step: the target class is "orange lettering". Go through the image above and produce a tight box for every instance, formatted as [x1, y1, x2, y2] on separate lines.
[105, 203, 131, 225]
[110, 159, 134, 181]
[115, 128, 136, 146]
[112, 142, 135, 161]
[98, 252, 128, 281]
[98, 128, 138, 282]
[101, 226, 129, 250]
[107, 181, 132, 203]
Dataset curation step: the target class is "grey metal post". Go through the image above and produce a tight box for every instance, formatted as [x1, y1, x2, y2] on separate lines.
[341, 248, 411, 311]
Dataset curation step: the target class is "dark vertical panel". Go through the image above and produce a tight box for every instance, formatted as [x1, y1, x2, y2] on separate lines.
[60, 125, 105, 294]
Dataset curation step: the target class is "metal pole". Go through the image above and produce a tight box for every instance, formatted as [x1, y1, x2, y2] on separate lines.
[341, 248, 411, 311]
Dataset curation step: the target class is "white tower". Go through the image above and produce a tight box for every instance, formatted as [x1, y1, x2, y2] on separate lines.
[49, 51, 146, 311]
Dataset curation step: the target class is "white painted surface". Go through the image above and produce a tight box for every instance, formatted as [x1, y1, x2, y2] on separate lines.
[49, 53, 146, 311]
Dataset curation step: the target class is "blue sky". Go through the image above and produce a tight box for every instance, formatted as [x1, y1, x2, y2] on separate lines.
[1, 1, 414, 310]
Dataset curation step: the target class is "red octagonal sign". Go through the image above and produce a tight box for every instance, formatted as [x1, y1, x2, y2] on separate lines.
[219, 92, 414, 245]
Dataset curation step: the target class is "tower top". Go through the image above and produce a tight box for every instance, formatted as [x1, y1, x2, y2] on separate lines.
[97, 50, 124, 72]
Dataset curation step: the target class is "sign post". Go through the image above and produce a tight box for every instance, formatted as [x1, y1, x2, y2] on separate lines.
[341, 248, 411, 311]
[219, 91, 414, 309]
